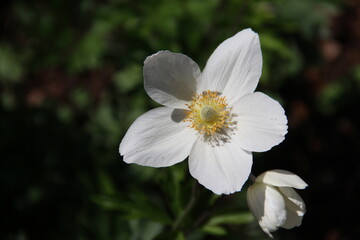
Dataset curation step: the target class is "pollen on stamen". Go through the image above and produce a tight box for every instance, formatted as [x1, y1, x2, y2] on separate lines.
[183, 90, 231, 135]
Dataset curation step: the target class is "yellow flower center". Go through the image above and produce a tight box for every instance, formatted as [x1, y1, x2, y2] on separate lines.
[200, 105, 217, 122]
[184, 90, 230, 135]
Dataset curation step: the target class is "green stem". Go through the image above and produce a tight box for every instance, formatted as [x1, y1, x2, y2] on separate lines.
[172, 182, 198, 231]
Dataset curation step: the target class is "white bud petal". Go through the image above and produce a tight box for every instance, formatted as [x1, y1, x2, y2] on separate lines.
[255, 169, 308, 189]
[247, 183, 287, 237]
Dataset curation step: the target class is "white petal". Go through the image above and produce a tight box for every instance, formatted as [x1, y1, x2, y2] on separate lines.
[144, 51, 201, 109]
[247, 184, 274, 238]
[232, 92, 288, 152]
[119, 107, 197, 167]
[256, 170, 308, 189]
[198, 28, 262, 104]
[188, 137, 252, 195]
[281, 207, 304, 230]
[278, 187, 306, 229]
[247, 183, 286, 238]
[279, 187, 306, 216]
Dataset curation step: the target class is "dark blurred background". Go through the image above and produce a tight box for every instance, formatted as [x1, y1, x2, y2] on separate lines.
[1, 0, 359, 239]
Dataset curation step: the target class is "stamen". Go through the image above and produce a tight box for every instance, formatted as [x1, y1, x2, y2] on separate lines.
[183, 90, 231, 135]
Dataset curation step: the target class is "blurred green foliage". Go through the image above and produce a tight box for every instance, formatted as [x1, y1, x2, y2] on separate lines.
[1, 0, 360, 239]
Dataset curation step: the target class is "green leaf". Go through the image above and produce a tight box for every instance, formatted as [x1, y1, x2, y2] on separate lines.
[206, 212, 254, 226]
[91, 194, 126, 210]
[202, 225, 227, 236]
[129, 220, 163, 240]
[70, 88, 90, 109]
[68, 20, 114, 72]
[97, 170, 117, 195]
[201, 212, 254, 236]
[154, 231, 185, 240]
[317, 81, 345, 114]
[0, 45, 23, 84]
[91, 193, 172, 224]
[113, 64, 142, 93]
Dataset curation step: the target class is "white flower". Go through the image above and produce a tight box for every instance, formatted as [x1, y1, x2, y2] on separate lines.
[119, 29, 288, 195]
[247, 170, 308, 238]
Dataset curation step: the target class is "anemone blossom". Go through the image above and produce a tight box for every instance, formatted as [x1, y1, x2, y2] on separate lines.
[119, 29, 288, 195]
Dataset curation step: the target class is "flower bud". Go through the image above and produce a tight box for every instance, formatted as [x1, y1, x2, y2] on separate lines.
[247, 170, 307, 238]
